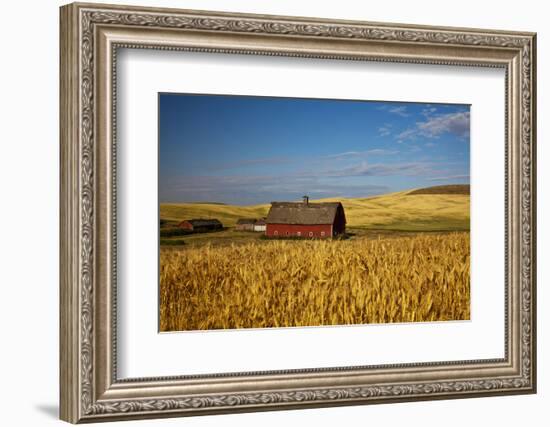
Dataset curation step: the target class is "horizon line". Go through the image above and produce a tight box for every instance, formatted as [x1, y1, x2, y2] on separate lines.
[159, 183, 470, 207]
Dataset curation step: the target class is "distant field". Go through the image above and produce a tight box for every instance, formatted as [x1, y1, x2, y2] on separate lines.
[160, 203, 269, 228]
[160, 186, 470, 236]
[408, 184, 470, 195]
[330, 192, 469, 231]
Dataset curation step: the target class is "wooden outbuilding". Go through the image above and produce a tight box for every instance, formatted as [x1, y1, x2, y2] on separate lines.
[253, 218, 266, 232]
[235, 218, 257, 231]
[177, 218, 223, 232]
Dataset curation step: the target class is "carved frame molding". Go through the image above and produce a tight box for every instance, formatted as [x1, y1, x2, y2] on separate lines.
[60, 2, 536, 423]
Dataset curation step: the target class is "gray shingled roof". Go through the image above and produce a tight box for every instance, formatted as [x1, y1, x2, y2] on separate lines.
[266, 202, 343, 225]
[236, 218, 257, 225]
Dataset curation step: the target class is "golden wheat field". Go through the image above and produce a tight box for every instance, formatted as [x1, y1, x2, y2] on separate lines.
[159, 232, 470, 331]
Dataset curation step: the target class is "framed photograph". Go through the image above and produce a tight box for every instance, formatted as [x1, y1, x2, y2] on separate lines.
[60, 2, 537, 423]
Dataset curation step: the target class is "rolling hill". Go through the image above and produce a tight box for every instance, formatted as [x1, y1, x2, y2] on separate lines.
[160, 185, 470, 232]
[408, 184, 470, 195]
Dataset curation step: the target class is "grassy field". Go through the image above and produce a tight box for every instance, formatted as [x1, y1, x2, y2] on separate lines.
[160, 232, 470, 331]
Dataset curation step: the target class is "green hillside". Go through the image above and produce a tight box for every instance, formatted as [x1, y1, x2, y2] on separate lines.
[160, 186, 470, 232]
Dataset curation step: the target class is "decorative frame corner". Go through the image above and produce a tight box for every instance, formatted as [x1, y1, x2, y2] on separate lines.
[60, 2, 536, 423]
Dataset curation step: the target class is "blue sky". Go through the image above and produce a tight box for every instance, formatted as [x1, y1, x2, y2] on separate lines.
[159, 93, 470, 205]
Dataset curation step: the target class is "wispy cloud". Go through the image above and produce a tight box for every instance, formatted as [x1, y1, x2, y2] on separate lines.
[160, 174, 390, 204]
[396, 128, 417, 143]
[160, 157, 469, 204]
[418, 111, 470, 138]
[397, 111, 470, 143]
[367, 149, 399, 156]
[208, 156, 291, 171]
[326, 161, 436, 178]
[324, 151, 363, 159]
[387, 106, 409, 117]
[378, 124, 392, 137]
[421, 106, 438, 117]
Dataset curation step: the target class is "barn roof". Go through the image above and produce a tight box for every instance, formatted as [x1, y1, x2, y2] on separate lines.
[266, 202, 343, 225]
[236, 218, 257, 225]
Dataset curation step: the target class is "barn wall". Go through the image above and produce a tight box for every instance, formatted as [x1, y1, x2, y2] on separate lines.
[266, 224, 333, 238]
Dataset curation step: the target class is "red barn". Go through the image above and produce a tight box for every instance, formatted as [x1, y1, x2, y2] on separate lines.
[265, 197, 346, 238]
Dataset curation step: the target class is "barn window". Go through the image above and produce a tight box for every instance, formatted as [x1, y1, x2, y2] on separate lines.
[274, 230, 278, 236]
[309, 231, 313, 237]
[297, 231, 301, 236]
[286, 231, 289, 236]
[321, 231, 325, 237]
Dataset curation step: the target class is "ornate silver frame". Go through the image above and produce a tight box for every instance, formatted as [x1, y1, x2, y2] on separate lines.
[60, 2, 536, 423]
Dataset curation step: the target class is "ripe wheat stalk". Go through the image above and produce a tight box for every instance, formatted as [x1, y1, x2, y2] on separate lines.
[160, 233, 470, 331]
